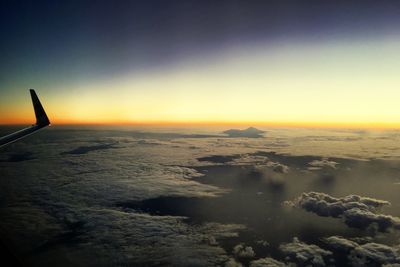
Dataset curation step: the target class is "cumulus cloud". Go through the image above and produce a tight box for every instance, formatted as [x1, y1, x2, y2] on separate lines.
[226, 153, 289, 174]
[198, 153, 289, 174]
[256, 240, 269, 247]
[249, 257, 287, 267]
[279, 237, 332, 266]
[265, 161, 289, 173]
[231, 154, 269, 165]
[232, 243, 256, 259]
[350, 243, 400, 266]
[343, 208, 400, 231]
[225, 258, 244, 267]
[323, 236, 358, 252]
[286, 192, 399, 231]
[324, 236, 400, 266]
[308, 158, 338, 170]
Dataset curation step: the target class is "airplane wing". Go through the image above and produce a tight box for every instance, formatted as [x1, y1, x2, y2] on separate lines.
[0, 89, 50, 147]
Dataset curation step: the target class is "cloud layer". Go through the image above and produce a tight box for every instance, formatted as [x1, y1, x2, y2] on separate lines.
[2, 127, 400, 266]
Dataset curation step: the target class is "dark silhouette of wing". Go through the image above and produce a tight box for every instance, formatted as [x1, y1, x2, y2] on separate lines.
[0, 89, 50, 147]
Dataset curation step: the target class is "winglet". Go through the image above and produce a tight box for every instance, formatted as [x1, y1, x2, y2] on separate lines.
[30, 89, 50, 127]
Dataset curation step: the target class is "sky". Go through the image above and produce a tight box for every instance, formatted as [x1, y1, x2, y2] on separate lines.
[1, 0, 400, 127]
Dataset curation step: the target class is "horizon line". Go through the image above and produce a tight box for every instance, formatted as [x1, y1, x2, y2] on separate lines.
[2, 120, 400, 129]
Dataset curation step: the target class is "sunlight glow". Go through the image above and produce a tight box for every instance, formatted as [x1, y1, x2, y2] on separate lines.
[2, 37, 400, 128]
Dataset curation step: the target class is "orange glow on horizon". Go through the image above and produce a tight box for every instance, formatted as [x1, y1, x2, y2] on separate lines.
[2, 117, 400, 130]
[3, 35, 400, 131]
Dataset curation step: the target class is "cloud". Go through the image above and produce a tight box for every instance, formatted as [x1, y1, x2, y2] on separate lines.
[323, 236, 358, 252]
[232, 243, 256, 259]
[256, 240, 269, 247]
[279, 237, 332, 266]
[324, 236, 400, 266]
[343, 208, 400, 232]
[198, 155, 241, 164]
[249, 257, 287, 267]
[32, 207, 245, 266]
[4, 127, 400, 266]
[0, 134, 253, 266]
[225, 258, 244, 267]
[349, 242, 400, 266]
[308, 158, 338, 170]
[265, 161, 289, 173]
[59, 159, 226, 205]
[60, 143, 118, 155]
[231, 154, 269, 165]
[198, 152, 290, 175]
[198, 153, 272, 166]
[286, 192, 399, 231]
[136, 139, 168, 146]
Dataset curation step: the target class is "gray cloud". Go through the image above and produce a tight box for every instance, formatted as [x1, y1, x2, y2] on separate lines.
[249, 257, 287, 267]
[265, 161, 289, 173]
[4, 127, 400, 266]
[279, 237, 332, 266]
[286, 192, 398, 231]
[232, 243, 256, 259]
[343, 208, 400, 231]
[38, 208, 244, 266]
[308, 159, 338, 170]
[350, 243, 400, 266]
[324, 236, 400, 266]
[323, 236, 358, 252]
[231, 154, 269, 165]
[208, 153, 290, 175]
[256, 240, 269, 247]
[136, 139, 168, 146]
[197, 153, 289, 175]
[225, 258, 244, 267]
[60, 143, 118, 155]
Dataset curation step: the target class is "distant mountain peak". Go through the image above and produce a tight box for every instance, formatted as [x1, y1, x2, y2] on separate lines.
[245, 127, 264, 133]
[223, 127, 265, 138]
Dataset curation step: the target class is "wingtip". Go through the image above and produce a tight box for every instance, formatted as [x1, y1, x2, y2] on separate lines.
[30, 89, 50, 127]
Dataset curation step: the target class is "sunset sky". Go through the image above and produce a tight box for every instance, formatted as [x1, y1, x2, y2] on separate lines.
[1, 1, 400, 127]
